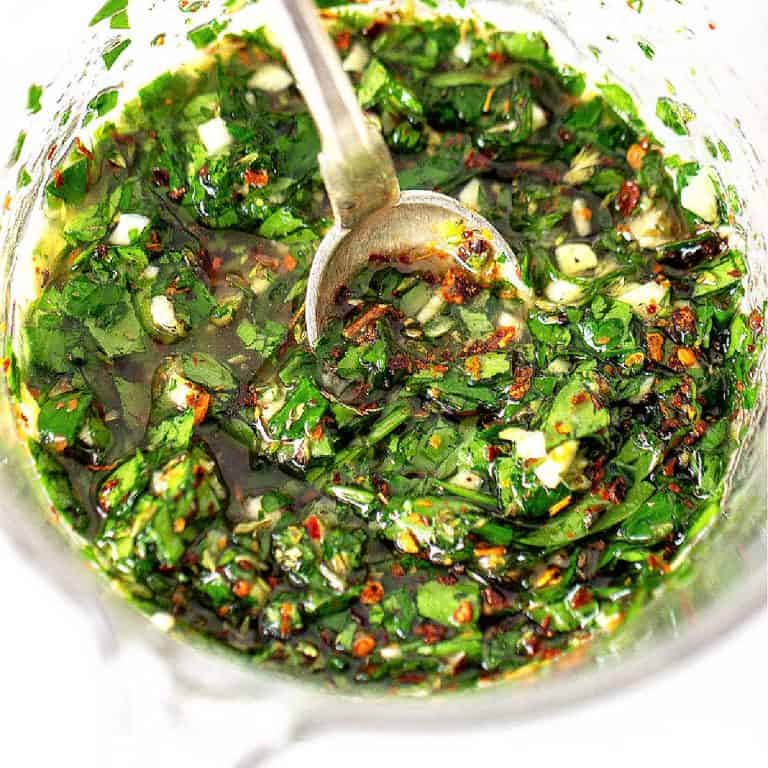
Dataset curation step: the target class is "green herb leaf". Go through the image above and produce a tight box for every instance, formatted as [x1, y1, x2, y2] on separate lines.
[103, 38, 131, 70]
[89, 0, 128, 26]
[416, 580, 480, 627]
[656, 96, 695, 136]
[236, 319, 286, 357]
[27, 84, 43, 114]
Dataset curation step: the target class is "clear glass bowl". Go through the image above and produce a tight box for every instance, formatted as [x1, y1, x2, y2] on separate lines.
[0, 0, 765, 743]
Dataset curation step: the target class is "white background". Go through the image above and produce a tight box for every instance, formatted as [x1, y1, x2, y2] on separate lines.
[0, 2, 766, 767]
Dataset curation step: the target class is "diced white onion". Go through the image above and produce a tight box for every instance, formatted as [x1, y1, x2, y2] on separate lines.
[248, 63, 294, 93]
[563, 147, 601, 185]
[497, 428, 547, 460]
[555, 243, 598, 276]
[150, 612, 176, 633]
[342, 42, 370, 73]
[531, 103, 548, 131]
[545, 279, 584, 306]
[547, 358, 571, 374]
[628, 203, 674, 249]
[416, 292, 446, 325]
[534, 440, 580, 489]
[615, 280, 668, 315]
[458, 178, 481, 211]
[447, 470, 484, 490]
[571, 198, 592, 237]
[109, 213, 150, 246]
[198, 117, 232, 155]
[244, 496, 263, 519]
[681, 167, 719, 223]
[150, 295, 182, 333]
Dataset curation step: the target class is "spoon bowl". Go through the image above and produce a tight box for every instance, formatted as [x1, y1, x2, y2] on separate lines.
[305, 190, 526, 347]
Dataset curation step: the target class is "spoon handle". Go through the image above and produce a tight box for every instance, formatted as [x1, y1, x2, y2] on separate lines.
[276, 0, 400, 228]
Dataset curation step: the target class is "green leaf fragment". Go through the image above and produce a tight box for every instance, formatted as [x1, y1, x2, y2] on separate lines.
[656, 96, 695, 136]
[103, 39, 131, 70]
[416, 580, 480, 627]
[27, 84, 43, 114]
[89, 0, 128, 26]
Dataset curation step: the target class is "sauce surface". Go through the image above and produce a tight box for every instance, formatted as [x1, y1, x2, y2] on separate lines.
[14, 12, 764, 692]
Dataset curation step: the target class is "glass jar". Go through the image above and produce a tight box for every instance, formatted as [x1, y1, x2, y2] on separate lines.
[0, 0, 765, 751]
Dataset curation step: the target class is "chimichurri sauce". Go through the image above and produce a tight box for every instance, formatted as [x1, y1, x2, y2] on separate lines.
[15, 14, 764, 692]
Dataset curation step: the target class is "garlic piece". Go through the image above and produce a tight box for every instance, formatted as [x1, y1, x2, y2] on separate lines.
[555, 242, 598, 276]
[198, 117, 232, 155]
[109, 213, 150, 246]
[681, 167, 719, 223]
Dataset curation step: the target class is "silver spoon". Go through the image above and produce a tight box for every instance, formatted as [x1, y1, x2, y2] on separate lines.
[275, 0, 527, 347]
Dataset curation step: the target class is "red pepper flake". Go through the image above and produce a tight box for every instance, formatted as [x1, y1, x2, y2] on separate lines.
[464, 149, 492, 170]
[352, 633, 376, 658]
[485, 444, 500, 462]
[708, 21, 717, 30]
[47, 143, 58, 162]
[360, 581, 385, 605]
[683, 420, 708, 446]
[727, 269, 742, 278]
[441, 266, 481, 305]
[668, 482, 681, 494]
[3, 194, 11, 212]
[452, 600, 474, 625]
[488, 50, 505, 64]
[414, 622, 448, 645]
[233, 580, 251, 598]
[145, 231, 163, 253]
[646, 332, 665, 363]
[53, 169, 64, 189]
[570, 391, 589, 406]
[676, 347, 697, 368]
[482, 587, 507, 613]
[168, 187, 187, 203]
[647, 554, 671, 573]
[669, 306, 697, 341]
[244, 168, 269, 188]
[304, 514, 322, 541]
[626, 144, 647, 171]
[616, 180, 640, 216]
[187, 389, 211, 425]
[152, 167, 170, 187]
[570, 587, 593, 609]
[74, 138, 94, 160]
[508, 365, 533, 401]
[283, 252, 298, 272]
[334, 31, 352, 51]
[279, 603, 294, 638]
[390, 562, 405, 578]
[600, 477, 627, 504]
[343, 303, 392, 342]
[748, 309, 764, 334]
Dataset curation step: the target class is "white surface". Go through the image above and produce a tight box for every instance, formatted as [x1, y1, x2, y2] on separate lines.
[0, 2, 766, 767]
